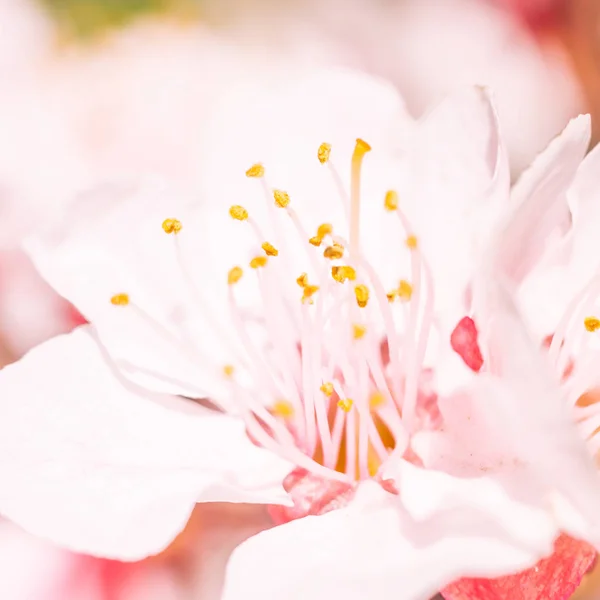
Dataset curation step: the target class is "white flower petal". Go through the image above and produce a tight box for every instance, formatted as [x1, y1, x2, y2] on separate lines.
[0, 327, 292, 560]
[471, 278, 600, 541]
[25, 180, 236, 401]
[222, 472, 558, 600]
[406, 86, 509, 323]
[567, 141, 600, 288]
[494, 114, 591, 286]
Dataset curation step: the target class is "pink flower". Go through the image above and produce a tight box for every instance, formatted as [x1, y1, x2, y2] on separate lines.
[1, 70, 599, 599]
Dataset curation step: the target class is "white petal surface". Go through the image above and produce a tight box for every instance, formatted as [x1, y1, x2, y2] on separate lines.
[494, 115, 590, 286]
[468, 279, 600, 541]
[406, 87, 509, 325]
[222, 470, 559, 600]
[567, 142, 600, 288]
[0, 327, 292, 560]
[26, 180, 237, 401]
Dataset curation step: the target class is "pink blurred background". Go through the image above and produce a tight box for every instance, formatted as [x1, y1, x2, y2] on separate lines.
[2, 0, 600, 598]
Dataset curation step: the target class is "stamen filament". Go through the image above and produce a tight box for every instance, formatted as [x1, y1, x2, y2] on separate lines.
[349, 139, 372, 257]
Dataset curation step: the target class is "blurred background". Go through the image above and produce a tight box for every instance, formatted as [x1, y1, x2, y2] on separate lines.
[1, 0, 600, 598]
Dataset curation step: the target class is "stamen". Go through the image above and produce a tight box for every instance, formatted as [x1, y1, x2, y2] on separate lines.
[323, 243, 344, 260]
[228, 266, 244, 285]
[273, 399, 295, 419]
[384, 190, 399, 211]
[386, 290, 397, 302]
[309, 223, 333, 247]
[354, 284, 370, 308]
[397, 280, 413, 301]
[353, 324, 366, 339]
[318, 142, 331, 164]
[273, 189, 290, 208]
[349, 138, 372, 256]
[246, 163, 265, 178]
[162, 218, 182, 234]
[317, 223, 333, 238]
[223, 364, 235, 378]
[250, 256, 268, 269]
[229, 205, 249, 221]
[406, 235, 418, 250]
[110, 293, 129, 306]
[302, 285, 320, 303]
[262, 242, 279, 257]
[585, 317, 600, 332]
[369, 391, 385, 408]
[338, 398, 354, 412]
[331, 265, 356, 283]
[296, 273, 308, 287]
[320, 382, 334, 396]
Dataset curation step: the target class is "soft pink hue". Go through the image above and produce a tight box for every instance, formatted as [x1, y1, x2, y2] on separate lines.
[1, 70, 600, 599]
[229, 0, 582, 172]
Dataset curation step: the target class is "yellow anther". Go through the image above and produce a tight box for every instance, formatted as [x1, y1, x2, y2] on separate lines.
[585, 316, 600, 332]
[229, 205, 249, 221]
[309, 223, 332, 247]
[331, 265, 357, 283]
[162, 218, 182, 234]
[273, 189, 290, 208]
[318, 142, 331, 164]
[353, 324, 366, 339]
[250, 256, 268, 269]
[320, 382, 334, 397]
[223, 364, 235, 378]
[317, 223, 333, 238]
[369, 391, 386, 409]
[245, 163, 265, 178]
[386, 290, 397, 303]
[355, 138, 372, 154]
[296, 273, 308, 288]
[228, 266, 244, 285]
[406, 235, 418, 249]
[398, 279, 413, 301]
[323, 243, 344, 260]
[110, 293, 129, 306]
[273, 399, 294, 419]
[302, 284, 320, 303]
[262, 242, 279, 257]
[337, 398, 354, 412]
[354, 284, 370, 308]
[384, 190, 399, 211]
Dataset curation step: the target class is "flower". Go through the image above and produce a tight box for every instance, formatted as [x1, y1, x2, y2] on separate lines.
[437, 110, 600, 599]
[1, 70, 600, 599]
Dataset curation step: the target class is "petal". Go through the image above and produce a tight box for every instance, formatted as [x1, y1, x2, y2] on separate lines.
[567, 141, 600, 288]
[25, 180, 239, 402]
[442, 534, 596, 600]
[492, 115, 591, 285]
[0, 249, 76, 357]
[437, 278, 600, 543]
[0, 327, 292, 560]
[223, 470, 561, 600]
[406, 87, 510, 324]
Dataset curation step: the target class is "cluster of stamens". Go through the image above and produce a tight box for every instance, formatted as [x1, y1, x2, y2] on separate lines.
[111, 139, 436, 482]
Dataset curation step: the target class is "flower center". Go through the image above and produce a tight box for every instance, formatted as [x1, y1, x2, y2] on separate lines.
[112, 140, 438, 483]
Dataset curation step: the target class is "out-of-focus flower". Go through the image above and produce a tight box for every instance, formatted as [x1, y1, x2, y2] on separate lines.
[0, 70, 599, 599]
[492, 0, 566, 28]
[0, 502, 271, 600]
[225, 0, 582, 174]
